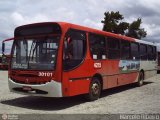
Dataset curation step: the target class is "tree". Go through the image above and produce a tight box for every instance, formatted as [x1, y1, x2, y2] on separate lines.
[101, 11, 147, 39]
[126, 18, 147, 39]
[101, 11, 129, 35]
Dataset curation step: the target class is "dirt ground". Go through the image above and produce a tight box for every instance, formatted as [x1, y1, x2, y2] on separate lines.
[0, 71, 160, 114]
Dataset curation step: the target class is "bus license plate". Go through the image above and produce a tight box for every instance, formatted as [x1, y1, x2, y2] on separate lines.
[23, 86, 32, 91]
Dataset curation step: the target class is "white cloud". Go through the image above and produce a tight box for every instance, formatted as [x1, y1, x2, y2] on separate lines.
[11, 12, 24, 25]
[83, 18, 103, 30]
[11, 12, 51, 26]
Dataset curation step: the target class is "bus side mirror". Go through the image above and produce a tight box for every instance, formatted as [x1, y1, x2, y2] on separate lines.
[2, 42, 5, 54]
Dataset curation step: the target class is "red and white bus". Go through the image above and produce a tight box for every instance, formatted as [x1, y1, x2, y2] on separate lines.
[0, 38, 14, 70]
[7, 22, 157, 101]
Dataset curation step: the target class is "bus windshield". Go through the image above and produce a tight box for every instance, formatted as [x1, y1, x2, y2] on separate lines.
[11, 36, 60, 70]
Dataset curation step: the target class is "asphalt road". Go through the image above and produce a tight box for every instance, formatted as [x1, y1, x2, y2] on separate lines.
[0, 71, 160, 114]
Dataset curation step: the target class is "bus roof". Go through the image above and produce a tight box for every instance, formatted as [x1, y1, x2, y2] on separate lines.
[58, 22, 135, 42]
[59, 22, 156, 46]
[134, 39, 155, 46]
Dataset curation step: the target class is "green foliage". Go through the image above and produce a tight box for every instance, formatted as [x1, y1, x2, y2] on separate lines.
[101, 11, 147, 39]
[126, 18, 147, 39]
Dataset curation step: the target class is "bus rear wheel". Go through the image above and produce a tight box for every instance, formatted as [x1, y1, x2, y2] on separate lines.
[86, 77, 101, 101]
[137, 71, 144, 87]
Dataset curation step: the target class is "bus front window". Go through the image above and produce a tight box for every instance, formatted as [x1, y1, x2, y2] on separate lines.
[11, 36, 60, 70]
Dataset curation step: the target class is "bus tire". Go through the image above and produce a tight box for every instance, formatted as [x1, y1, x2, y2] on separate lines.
[137, 71, 144, 87]
[86, 77, 101, 101]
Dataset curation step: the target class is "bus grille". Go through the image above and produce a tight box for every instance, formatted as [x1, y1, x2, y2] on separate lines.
[11, 78, 48, 85]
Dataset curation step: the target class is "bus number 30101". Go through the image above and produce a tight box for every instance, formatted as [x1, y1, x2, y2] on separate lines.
[38, 72, 53, 77]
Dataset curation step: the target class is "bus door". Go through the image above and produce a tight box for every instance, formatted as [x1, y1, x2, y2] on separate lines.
[62, 29, 90, 96]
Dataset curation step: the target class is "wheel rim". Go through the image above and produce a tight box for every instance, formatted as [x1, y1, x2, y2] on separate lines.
[91, 82, 100, 96]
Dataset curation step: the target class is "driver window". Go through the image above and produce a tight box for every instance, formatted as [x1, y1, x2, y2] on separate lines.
[63, 29, 86, 71]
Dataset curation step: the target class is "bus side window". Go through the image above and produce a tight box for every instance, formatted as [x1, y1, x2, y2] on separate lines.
[63, 29, 86, 71]
[148, 45, 156, 61]
[108, 37, 120, 59]
[140, 44, 147, 60]
[148, 45, 153, 60]
[89, 34, 106, 60]
[153, 46, 157, 60]
[131, 42, 139, 60]
[121, 40, 130, 60]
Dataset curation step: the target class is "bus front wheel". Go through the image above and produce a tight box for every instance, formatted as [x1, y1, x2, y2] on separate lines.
[86, 77, 101, 101]
[137, 71, 144, 87]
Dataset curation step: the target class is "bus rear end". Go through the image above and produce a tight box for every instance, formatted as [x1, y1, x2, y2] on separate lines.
[1, 38, 14, 70]
[8, 23, 63, 97]
[1, 55, 10, 70]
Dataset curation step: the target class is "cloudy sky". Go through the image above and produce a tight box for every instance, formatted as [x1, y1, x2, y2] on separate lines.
[0, 0, 160, 53]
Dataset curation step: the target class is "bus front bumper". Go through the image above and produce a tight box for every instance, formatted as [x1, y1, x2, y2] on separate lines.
[8, 78, 62, 97]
